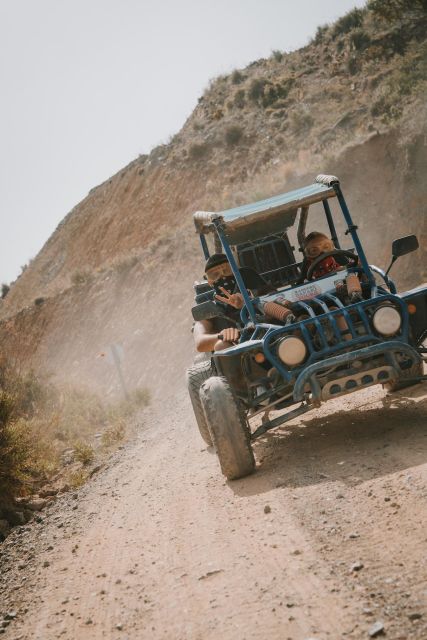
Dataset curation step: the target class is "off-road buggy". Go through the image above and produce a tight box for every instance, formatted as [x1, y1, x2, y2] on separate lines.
[187, 175, 427, 480]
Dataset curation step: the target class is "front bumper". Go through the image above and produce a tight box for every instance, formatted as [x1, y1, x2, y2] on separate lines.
[293, 340, 422, 403]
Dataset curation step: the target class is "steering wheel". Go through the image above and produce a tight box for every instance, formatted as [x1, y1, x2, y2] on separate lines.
[306, 249, 358, 281]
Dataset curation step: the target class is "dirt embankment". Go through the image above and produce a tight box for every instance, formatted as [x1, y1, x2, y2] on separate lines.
[0, 381, 426, 640]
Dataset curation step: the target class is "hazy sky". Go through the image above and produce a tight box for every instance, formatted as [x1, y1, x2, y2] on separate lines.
[0, 0, 366, 284]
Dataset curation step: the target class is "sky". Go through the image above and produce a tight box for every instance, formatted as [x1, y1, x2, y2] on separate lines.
[0, 0, 366, 284]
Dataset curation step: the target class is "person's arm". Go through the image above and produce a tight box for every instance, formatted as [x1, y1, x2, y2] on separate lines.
[193, 320, 239, 352]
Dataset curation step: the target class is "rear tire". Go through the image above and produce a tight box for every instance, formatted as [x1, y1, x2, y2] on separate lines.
[200, 376, 255, 480]
[385, 358, 424, 392]
[186, 360, 214, 445]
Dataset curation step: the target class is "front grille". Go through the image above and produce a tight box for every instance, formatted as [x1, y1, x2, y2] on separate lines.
[263, 293, 408, 378]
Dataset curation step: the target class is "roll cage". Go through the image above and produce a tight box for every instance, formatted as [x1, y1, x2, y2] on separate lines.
[193, 175, 375, 323]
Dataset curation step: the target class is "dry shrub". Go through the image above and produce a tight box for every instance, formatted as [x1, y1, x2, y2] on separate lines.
[312, 24, 329, 44]
[68, 469, 89, 489]
[101, 418, 126, 448]
[225, 125, 244, 146]
[370, 44, 427, 120]
[0, 359, 151, 507]
[189, 142, 210, 160]
[71, 269, 93, 286]
[331, 7, 365, 38]
[112, 254, 139, 275]
[231, 69, 244, 85]
[108, 387, 151, 422]
[73, 441, 95, 466]
[368, 0, 426, 21]
[290, 109, 314, 132]
[233, 89, 245, 109]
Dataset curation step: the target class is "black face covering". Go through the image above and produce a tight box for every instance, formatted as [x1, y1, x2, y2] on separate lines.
[213, 275, 237, 299]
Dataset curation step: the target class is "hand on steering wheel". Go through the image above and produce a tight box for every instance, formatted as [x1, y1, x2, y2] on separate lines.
[306, 249, 358, 281]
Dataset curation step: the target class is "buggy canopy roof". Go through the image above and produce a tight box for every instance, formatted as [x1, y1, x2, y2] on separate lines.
[193, 175, 338, 244]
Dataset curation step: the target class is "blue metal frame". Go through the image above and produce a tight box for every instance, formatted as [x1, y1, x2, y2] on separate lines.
[219, 293, 410, 383]
[333, 183, 375, 289]
[293, 340, 420, 402]
[213, 219, 257, 323]
[199, 234, 210, 260]
[322, 199, 340, 249]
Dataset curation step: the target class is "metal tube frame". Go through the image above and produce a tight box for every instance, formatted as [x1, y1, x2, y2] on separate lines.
[213, 219, 257, 323]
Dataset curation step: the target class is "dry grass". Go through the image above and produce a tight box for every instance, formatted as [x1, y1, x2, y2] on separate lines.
[73, 441, 95, 466]
[0, 359, 150, 508]
[101, 418, 126, 448]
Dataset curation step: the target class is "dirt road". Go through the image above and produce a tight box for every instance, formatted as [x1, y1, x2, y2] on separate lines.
[1, 383, 426, 640]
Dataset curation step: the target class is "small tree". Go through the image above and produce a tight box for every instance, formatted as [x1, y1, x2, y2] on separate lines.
[1, 283, 10, 299]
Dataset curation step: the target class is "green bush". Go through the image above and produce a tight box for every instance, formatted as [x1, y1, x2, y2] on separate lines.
[349, 27, 371, 51]
[188, 142, 210, 160]
[224, 125, 244, 146]
[233, 89, 246, 109]
[347, 55, 360, 75]
[248, 78, 294, 108]
[231, 69, 244, 85]
[312, 24, 329, 44]
[271, 50, 283, 62]
[1, 283, 9, 299]
[331, 7, 365, 38]
[248, 78, 267, 102]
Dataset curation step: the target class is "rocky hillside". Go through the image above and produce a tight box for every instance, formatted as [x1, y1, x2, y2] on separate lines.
[0, 0, 426, 397]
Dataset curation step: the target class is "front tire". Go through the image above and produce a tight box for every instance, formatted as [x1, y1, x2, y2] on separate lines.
[200, 376, 255, 480]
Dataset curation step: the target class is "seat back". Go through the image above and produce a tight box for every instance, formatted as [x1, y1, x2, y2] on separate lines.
[237, 234, 300, 288]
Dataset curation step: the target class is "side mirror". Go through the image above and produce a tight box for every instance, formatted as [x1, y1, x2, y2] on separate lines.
[386, 235, 419, 275]
[192, 300, 226, 322]
[392, 235, 419, 258]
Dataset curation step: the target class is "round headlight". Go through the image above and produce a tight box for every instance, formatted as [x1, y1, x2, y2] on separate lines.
[277, 336, 307, 366]
[372, 306, 401, 336]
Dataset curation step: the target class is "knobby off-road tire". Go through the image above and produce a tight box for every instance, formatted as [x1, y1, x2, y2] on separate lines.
[385, 358, 424, 392]
[200, 376, 255, 481]
[186, 360, 214, 445]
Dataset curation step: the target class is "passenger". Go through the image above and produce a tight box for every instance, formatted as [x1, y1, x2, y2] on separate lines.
[193, 253, 270, 352]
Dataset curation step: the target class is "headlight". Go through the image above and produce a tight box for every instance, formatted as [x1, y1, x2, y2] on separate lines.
[277, 336, 307, 366]
[372, 306, 401, 336]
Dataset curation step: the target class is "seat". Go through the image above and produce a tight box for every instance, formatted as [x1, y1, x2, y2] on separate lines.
[237, 234, 301, 288]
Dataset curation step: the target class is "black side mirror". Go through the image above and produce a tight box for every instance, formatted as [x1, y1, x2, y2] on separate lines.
[192, 300, 226, 322]
[386, 235, 419, 275]
[392, 235, 419, 258]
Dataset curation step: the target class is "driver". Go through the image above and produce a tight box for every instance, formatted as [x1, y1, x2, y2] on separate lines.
[300, 231, 345, 281]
